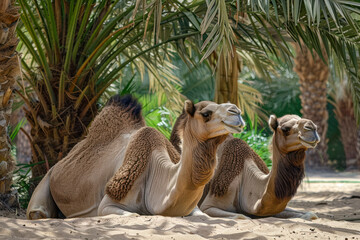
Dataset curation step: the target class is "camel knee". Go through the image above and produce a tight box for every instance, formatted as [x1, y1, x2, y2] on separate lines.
[27, 208, 48, 220]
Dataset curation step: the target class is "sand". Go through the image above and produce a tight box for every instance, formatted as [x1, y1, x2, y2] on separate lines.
[1, 171, 359, 239]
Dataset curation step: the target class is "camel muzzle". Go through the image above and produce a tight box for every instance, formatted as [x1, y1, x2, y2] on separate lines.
[223, 115, 245, 133]
[299, 130, 320, 148]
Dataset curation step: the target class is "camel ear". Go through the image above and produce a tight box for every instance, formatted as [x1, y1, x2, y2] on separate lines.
[269, 115, 278, 131]
[184, 100, 195, 116]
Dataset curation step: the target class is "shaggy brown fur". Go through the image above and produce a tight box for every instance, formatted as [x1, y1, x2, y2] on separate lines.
[209, 138, 269, 197]
[274, 149, 305, 199]
[192, 135, 228, 187]
[270, 116, 307, 200]
[169, 111, 186, 154]
[170, 118, 269, 197]
[171, 111, 229, 186]
[106, 127, 180, 201]
[87, 95, 145, 145]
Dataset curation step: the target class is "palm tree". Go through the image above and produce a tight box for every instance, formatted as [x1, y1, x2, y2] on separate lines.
[294, 44, 329, 167]
[357, 130, 360, 169]
[0, 0, 20, 208]
[194, 0, 360, 103]
[192, 1, 360, 167]
[213, 47, 239, 105]
[17, 0, 360, 189]
[17, 0, 197, 188]
[329, 69, 358, 169]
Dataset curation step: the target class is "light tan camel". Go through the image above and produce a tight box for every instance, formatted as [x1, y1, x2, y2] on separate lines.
[26, 95, 245, 219]
[170, 114, 320, 220]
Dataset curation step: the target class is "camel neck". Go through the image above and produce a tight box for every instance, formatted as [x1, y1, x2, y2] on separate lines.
[158, 127, 226, 216]
[179, 127, 225, 188]
[272, 149, 306, 199]
[255, 139, 305, 215]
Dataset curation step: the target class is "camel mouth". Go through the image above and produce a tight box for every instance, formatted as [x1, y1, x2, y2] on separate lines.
[299, 136, 318, 148]
[223, 122, 244, 133]
[222, 115, 245, 133]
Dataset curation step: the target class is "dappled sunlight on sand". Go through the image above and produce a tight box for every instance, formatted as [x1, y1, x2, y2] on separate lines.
[1, 176, 360, 239]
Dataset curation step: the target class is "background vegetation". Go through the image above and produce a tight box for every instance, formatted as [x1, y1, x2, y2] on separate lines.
[1, 0, 359, 209]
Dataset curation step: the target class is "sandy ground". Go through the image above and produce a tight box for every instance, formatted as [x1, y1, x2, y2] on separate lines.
[0, 171, 359, 239]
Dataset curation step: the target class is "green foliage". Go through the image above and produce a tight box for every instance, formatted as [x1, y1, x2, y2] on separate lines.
[139, 94, 175, 139]
[172, 55, 215, 102]
[242, 62, 301, 120]
[233, 116, 272, 169]
[326, 102, 346, 170]
[16, 0, 205, 179]
[12, 163, 31, 209]
[170, 52, 266, 124]
[247, 58, 348, 168]
[9, 118, 27, 142]
[9, 119, 32, 209]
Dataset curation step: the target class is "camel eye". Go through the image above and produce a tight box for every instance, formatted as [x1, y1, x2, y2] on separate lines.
[201, 111, 212, 119]
[281, 126, 291, 132]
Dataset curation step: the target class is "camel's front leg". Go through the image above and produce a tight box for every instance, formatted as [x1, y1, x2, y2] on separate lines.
[273, 207, 318, 220]
[27, 168, 58, 220]
[203, 207, 250, 219]
[98, 194, 139, 217]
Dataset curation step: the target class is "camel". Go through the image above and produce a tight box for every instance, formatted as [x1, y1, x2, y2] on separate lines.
[170, 113, 320, 220]
[26, 95, 245, 219]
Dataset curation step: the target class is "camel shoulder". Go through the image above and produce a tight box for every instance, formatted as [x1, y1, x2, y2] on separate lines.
[105, 127, 180, 201]
[209, 137, 269, 197]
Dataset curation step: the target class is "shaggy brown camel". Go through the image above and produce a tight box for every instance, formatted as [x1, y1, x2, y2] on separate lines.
[26, 95, 245, 219]
[170, 114, 320, 220]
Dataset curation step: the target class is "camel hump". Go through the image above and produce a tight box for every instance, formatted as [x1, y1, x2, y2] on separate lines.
[87, 95, 145, 141]
[106, 94, 142, 122]
[209, 138, 269, 197]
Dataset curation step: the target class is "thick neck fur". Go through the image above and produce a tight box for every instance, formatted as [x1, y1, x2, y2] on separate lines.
[180, 116, 226, 188]
[255, 133, 305, 215]
[271, 135, 306, 199]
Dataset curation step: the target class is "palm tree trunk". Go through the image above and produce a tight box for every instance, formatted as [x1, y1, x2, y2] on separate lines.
[214, 46, 240, 105]
[294, 44, 329, 168]
[0, 0, 20, 208]
[357, 129, 360, 169]
[333, 92, 358, 169]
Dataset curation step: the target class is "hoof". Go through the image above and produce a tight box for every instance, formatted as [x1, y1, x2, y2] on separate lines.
[301, 212, 318, 220]
[231, 214, 250, 220]
[123, 212, 140, 217]
[28, 210, 48, 220]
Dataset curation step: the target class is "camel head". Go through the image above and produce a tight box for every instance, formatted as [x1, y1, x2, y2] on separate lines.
[269, 114, 320, 153]
[183, 100, 245, 141]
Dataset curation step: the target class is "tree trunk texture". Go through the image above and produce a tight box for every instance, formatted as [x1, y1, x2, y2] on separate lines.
[25, 105, 96, 192]
[214, 47, 240, 105]
[294, 44, 329, 168]
[20, 0, 102, 191]
[0, 0, 20, 209]
[12, 108, 31, 164]
[333, 91, 358, 169]
[357, 129, 360, 169]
